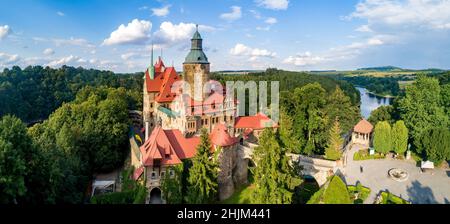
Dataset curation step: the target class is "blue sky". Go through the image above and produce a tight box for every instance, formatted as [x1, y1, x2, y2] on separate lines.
[1, 0, 450, 72]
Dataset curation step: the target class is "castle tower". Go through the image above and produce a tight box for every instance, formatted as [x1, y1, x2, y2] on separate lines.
[183, 25, 210, 102]
[143, 45, 155, 141]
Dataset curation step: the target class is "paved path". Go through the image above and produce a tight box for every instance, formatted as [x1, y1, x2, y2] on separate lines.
[343, 144, 450, 204]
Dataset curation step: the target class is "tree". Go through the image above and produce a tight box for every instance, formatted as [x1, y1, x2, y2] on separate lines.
[292, 83, 327, 155]
[398, 75, 448, 147]
[392, 121, 408, 155]
[186, 129, 218, 204]
[0, 115, 33, 203]
[368, 105, 394, 125]
[416, 128, 450, 164]
[373, 121, 392, 154]
[161, 164, 184, 204]
[252, 129, 302, 204]
[278, 107, 299, 152]
[325, 119, 343, 161]
[325, 86, 360, 134]
[307, 175, 351, 204]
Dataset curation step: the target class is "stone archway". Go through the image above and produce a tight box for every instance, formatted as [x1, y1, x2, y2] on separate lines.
[149, 187, 162, 204]
[293, 175, 320, 204]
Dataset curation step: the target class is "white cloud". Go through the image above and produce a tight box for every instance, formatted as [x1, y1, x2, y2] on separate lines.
[43, 48, 55, 56]
[283, 52, 325, 66]
[153, 22, 214, 47]
[152, 5, 171, 17]
[355, 24, 373, 32]
[57, 11, 65, 16]
[284, 37, 389, 67]
[220, 6, 242, 21]
[255, 0, 289, 10]
[103, 19, 152, 45]
[265, 17, 278, 24]
[0, 52, 20, 66]
[139, 6, 149, 10]
[256, 26, 271, 31]
[249, 10, 262, 19]
[52, 37, 95, 48]
[46, 55, 79, 67]
[349, 0, 450, 30]
[0, 25, 11, 40]
[121, 52, 137, 60]
[229, 43, 276, 61]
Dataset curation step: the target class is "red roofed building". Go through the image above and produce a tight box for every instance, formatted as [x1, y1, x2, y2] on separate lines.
[351, 119, 373, 147]
[134, 27, 279, 203]
[235, 112, 279, 139]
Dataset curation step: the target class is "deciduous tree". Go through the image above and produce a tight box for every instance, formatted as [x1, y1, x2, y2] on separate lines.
[373, 121, 392, 154]
[392, 120, 408, 155]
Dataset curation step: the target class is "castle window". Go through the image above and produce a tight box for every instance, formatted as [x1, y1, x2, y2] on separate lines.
[161, 171, 165, 177]
[169, 170, 175, 178]
[151, 172, 157, 179]
[150, 103, 153, 108]
[224, 116, 227, 122]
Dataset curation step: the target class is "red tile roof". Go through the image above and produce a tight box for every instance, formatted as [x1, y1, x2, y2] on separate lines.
[155, 56, 165, 73]
[235, 112, 278, 130]
[353, 119, 373, 134]
[140, 126, 200, 167]
[210, 123, 238, 147]
[144, 58, 181, 103]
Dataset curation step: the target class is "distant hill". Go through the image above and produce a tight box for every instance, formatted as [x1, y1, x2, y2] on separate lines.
[357, 66, 403, 72]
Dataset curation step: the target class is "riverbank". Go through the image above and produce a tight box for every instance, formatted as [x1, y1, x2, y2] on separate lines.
[355, 86, 396, 98]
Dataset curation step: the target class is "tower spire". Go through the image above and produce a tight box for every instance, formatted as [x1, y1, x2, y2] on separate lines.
[149, 44, 155, 79]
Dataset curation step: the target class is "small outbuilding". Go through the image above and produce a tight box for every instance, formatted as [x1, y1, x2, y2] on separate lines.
[351, 119, 374, 147]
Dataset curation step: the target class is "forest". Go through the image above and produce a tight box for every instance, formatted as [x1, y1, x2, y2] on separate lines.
[0, 65, 143, 123]
[1, 66, 362, 204]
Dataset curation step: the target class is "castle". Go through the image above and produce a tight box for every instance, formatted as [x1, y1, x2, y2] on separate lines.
[131, 26, 278, 203]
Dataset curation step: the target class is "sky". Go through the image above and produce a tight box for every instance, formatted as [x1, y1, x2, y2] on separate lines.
[1, 0, 450, 73]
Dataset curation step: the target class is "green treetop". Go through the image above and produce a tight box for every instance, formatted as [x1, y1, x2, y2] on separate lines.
[186, 128, 218, 204]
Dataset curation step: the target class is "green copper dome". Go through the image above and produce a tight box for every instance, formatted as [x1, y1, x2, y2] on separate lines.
[184, 25, 209, 64]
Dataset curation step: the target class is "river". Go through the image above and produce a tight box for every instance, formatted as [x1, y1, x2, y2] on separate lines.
[357, 87, 393, 119]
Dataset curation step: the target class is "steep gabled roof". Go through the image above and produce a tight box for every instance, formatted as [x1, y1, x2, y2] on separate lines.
[353, 119, 373, 134]
[140, 127, 200, 167]
[210, 123, 238, 147]
[155, 56, 165, 73]
[155, 67, 180, 103]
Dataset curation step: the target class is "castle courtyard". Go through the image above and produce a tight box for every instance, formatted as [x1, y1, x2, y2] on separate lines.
[344, 144, 450, 204]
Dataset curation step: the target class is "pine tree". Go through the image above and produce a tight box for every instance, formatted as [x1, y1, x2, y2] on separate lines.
[392, 120, 408, 155]
[279, 107, 299, 153]
[186, 129, 218, 204]
[373, 121, 392, 154]
[325, 118, 343, 161]
[252, 129, 302, 204]
[161, 164, 183, 204]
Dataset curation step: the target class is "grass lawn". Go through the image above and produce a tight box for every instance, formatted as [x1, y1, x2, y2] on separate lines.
[353, 149, 385, 161]
[220, 184, 255, 204]
[348, 185, 371, 204]
[379, 192, 410, 204]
